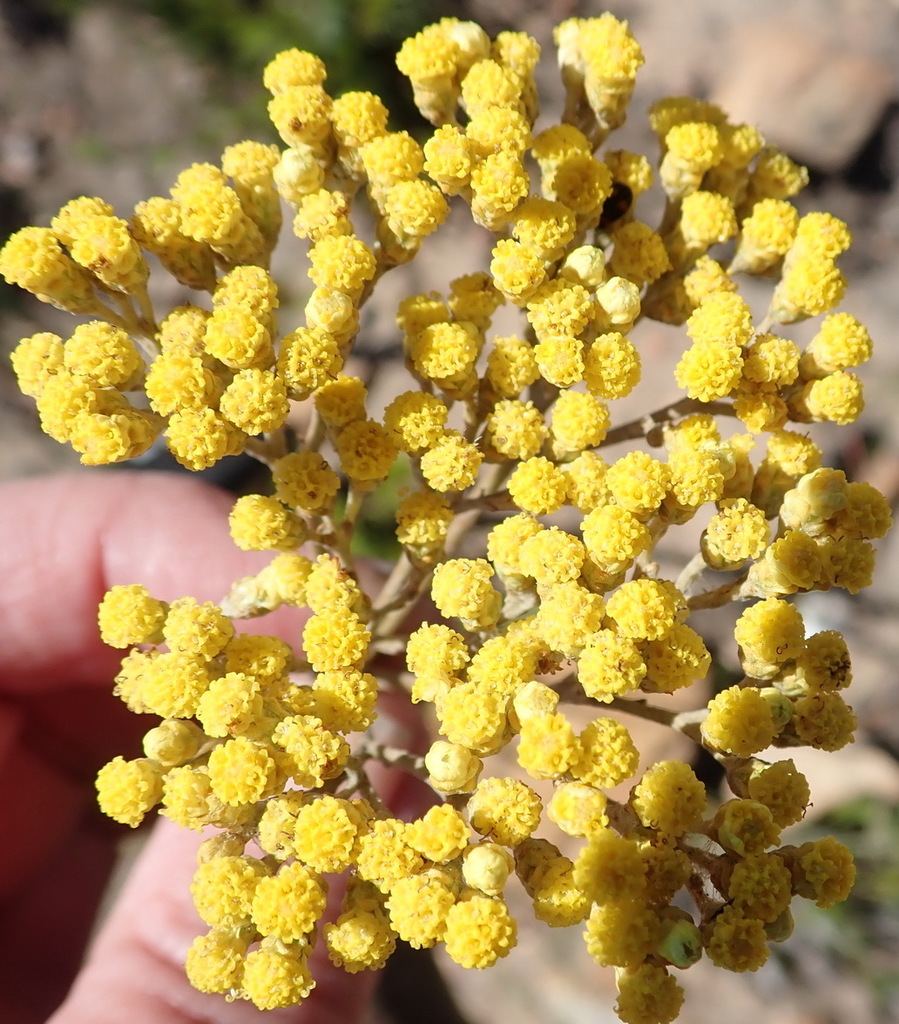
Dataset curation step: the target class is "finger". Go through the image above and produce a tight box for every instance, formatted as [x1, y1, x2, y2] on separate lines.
[0, 470, 435, 1022]
[0, 471, 302, 967]
[0, 470, 299, 694]
[0, 819, 116, 1024]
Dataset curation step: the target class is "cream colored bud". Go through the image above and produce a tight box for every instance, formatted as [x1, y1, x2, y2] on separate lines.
[765, 906, 794, 943]
[559, 244, 606, 287]
[744, 552, 800, 601]
[510, 681, 559, 729]
[659, 157, 704, 200]
[142, 719, 206, 766]
[444, 21, 491, 70]
[425, 740, 483, 794]
[274, 145, 326, 204]
[656, 911, 703, 968]
[781, 468, 848, 531]
[546, 781, 608, 837]
[758, 686, 794, 730]
[462, 842, 514, 894]
[196, 833, 247, 864]
[596, 276, 641, 324]
[305, 286, 357, 335]
[554, 19, 582, 75]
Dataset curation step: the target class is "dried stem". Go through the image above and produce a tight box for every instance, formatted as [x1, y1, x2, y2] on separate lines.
[554, 677, 707, 741]
[600, 397, 736, 449]
[686, 569, 750, 610]
[370, 461, 511, 638]
[370, 550, 419, 628]
[605, 797, 641, 836]
[676, 551, 709, 595]
[132, 281, 159, 337]
[244, 426, 293, 467]
[303, 405, 326, 453]
[453, 488, 515, 514]
[605, 696, 706, 740]
[361, 742, 427, 777]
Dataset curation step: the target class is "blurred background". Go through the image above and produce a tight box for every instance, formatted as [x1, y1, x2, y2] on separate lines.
[1, 1, 898, 1022]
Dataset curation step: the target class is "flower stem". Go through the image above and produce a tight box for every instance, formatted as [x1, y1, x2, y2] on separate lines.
[676, 551, 708, 595]
[600, 396, 736, 449]
[686, 569, 749, 610]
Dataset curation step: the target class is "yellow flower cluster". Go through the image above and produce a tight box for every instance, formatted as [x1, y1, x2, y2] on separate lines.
[6, 15, 888, 1024]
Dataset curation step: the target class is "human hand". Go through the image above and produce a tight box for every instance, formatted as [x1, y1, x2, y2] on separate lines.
[0, 471, 423, 1024]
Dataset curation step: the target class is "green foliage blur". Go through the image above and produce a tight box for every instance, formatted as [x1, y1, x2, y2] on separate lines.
[51, 0, 451, 128]
[782, 797, 899, 1014]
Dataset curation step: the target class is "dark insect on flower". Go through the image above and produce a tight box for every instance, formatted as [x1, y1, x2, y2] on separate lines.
[599, 181, 634, 228]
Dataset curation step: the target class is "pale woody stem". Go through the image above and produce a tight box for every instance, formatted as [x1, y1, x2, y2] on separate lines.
[686, 569, 749, 610]
[132, 281, 159, 337]
[601, 396, 736, 448]
[554, 679, 707, 740]
[303, 405, 326, 453]
[676, 551, 709, 595]
[109, 291, 137, 327]
[370, 461, 511, 638]
[244, 426, 291, 466]
[334, 484, 365, 573]
[362, 742, 427, 776]
[331, 745, 429, 807]
[95, 296, 135, 333]
[606, 696, 706, 740]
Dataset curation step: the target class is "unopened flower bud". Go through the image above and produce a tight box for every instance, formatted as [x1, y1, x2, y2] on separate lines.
[462, 842, 514, 895]
[274, 145, 325, 203]
[510, 681, 559, 728]
[425, 740, 482, 794]
[765, 906, 795, 943]
[656, 910, 703, 968]
[596, 276, 640, 325]
[143, 719, 206, 766]
[559, 244, 606, 287]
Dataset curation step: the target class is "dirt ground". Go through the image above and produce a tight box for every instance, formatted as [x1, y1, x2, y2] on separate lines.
[1, 2, 899, 1023]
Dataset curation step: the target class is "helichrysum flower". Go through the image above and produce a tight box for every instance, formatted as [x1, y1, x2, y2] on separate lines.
[702, 686, 781, 756]
[574, 829, 647, 904]
[273, 451, 341, 513]
[490, 238, 546, 302]
[98, 584, 168, 647]
[507, 456, 568, 515]
[229, 494, 307, 552]
[578, 629, 646, 700]
[467, 776, 542, 847]
[431, 558, 502, 629]
[324, 905, 396, 973]
[386, 868, 458, 949]
[384, 391, 448, 453]
[784, 836, 856, 907]
[420, 431, 483, 491]
[95, 756, 164, 826]
[584, 331, 641, 398]
[585, 900, 662, 967]
[569, 718, 638, 789]
[5, 17, 884, 1024]
[444, 894, 517, 968]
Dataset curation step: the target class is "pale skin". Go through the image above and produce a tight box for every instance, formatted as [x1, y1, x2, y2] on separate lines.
[0, 471, 425, 1024]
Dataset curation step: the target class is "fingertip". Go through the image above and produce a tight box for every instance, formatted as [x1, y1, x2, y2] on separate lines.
[0, 470, 302, 690]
